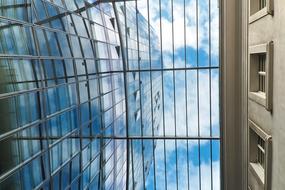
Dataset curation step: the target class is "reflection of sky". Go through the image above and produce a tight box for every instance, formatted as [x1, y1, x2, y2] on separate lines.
[136, 0, 220, 189]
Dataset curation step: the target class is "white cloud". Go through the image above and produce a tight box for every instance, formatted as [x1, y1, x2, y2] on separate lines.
[158, 69, 219, 137]
[137, 0, 220, 56]
[125, 1, 221, 188]
[149, 140, 221, 190]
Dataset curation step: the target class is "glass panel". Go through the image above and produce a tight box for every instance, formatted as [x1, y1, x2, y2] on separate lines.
[0, 1, 220, 189]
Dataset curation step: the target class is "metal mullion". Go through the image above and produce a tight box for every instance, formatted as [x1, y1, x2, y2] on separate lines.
[0, 3, 31, 9]
[57, 149, 97, 190]
[209, 0, 213, 189]
[54, 13, 69, 85]
[196, 0, 202, 189]
[0, 147, 44, 183]
[63, 16, 83, 190]
[183, 0, 190, 189]
[130, 140, 135, 189]
[95, 5, 108, 189]
[218, 0, 223, 188]
[134, 0, 146, 189]
[37, 0, 86, 25]
[0, 55, 219, 70]
[32, 18, 54, 188]
[101, 5, 118, 188]
[146, 0, 157, 189]
[0, 101, 99, 143]
[170, 0, 178, 189]
[11, 135, 220, 140]
[68, 9, 88, 189]
[30, 58, 47, 188]
[38, 28, 58, 88]
[0, 128, 78, 185]
[158, 0, 167, 188]
[10, 58, 25, 189]
[31, 0, 41, 22]
[112, 3, 130, 190]
[122, 1, 133, 189]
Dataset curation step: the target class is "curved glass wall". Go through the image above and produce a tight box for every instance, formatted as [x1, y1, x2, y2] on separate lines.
[0, 0, 163, 189]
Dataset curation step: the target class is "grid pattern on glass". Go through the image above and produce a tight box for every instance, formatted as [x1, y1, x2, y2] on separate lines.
[258, 54, 266, 93]
[257, 136, 265, 169]
[0, 1, 127, 189]
[0, 0, 220, 189]
[116, 0, 221, 189]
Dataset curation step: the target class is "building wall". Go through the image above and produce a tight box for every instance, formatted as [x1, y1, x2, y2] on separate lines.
[248, 0, 285, 189]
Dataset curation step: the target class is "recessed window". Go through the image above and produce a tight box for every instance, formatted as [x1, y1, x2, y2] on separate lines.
[249, 42, 273, 111]
[249, 0, 273, 23]
[257, 136, 265, 168]
[259, 0, 267, 10]
[249, 120, 272, 190]
[257, 54, 266, 93]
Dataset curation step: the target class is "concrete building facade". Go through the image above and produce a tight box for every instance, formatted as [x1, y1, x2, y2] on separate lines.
[248, 0, 285, 189]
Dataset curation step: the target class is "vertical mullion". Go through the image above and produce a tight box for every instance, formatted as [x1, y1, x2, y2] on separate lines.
[130, 140, 135, 190]
[171, 0, 179, 189]
[158, 0, 168, 188]
[109, 2, 118, 188]
[134, 0, 146, 189]
[123, 1, 131, 189]
[69, 10, 88, 189]
[146, 0, 157, 188]
[31, 17, 53, 188]
[96, 6, 107, 189]
[196, 0, 202, 189]
[209, 0, 213, 189]
[112, 2, 130, 190]
[184, 0, 190, 189]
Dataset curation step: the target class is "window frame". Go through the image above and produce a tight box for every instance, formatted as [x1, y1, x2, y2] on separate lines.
[248, 42, 273, 111]
[249, 0, 273, 23]
[248, 119, 272, 190]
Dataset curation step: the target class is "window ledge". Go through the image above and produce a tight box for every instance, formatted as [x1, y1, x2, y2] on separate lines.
[249, 91, 266, 107]
[249, 8, 269, 24]
[249, 0, 274, 24]
[249, 162, 265, 184]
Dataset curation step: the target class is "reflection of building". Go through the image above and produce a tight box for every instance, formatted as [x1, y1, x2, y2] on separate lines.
[0, 1, 161, 189]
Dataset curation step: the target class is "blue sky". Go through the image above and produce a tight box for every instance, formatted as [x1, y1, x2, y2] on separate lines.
[135, 0, 221, 189]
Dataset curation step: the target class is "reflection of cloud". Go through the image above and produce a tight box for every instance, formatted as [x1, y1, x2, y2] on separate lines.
[137, 0, 219, 56]
[135, 0, 220, 188]
[160, 69, 219, 137]
[150, 141, 220, 190]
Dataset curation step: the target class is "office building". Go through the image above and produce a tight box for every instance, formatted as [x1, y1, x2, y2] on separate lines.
[0, 1, 161, 189]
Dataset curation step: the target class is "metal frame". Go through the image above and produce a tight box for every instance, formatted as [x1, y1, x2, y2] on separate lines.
[0, 0, 234, 189]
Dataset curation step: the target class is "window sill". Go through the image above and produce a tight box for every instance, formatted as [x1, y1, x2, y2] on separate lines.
[249, 8, 269, 24]
[249, 162, 265, 184]
[249, 91, 266, 107]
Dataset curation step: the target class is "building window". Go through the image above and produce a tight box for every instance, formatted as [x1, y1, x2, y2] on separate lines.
[257, 136, 265, 168]
[259, 0, 267, 10]
[258, 54, 266, 93]
[249, 0, 273, 23]
[249, 120, 272, 190]
[249, 42, 273, 111]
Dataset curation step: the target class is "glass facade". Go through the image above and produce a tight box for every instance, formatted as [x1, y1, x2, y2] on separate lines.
[0, 0, 220, 190]
[0, 1, 162, 189]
